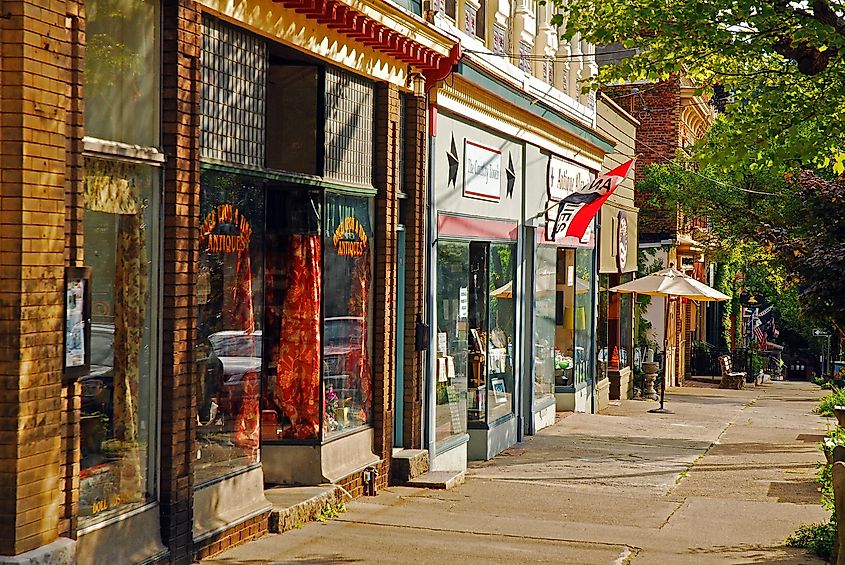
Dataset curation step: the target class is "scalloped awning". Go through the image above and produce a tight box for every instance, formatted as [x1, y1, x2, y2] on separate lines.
[274, 0, 461, 85]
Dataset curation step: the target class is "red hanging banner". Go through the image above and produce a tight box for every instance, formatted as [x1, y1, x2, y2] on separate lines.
[551, 159, 635, 240]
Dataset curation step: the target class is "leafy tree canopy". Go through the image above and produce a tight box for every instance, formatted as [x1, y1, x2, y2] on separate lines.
[554, 0, 845, 172]
[640, 162, 845, 333]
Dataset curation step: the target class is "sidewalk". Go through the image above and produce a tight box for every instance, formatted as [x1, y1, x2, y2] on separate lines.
[204, 381, 830, 564]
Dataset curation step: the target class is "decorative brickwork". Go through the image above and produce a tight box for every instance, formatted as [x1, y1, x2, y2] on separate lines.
[192, 513, 269, 561]
[160, 1, 201, 562]
[0, 3, 72, 556]
[60, 0, 85, 541]
[401, 95, 427, 449]
[372, 83, 400, 472]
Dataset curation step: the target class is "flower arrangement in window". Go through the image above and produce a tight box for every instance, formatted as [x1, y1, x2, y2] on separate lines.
[554, 348, 573, 371]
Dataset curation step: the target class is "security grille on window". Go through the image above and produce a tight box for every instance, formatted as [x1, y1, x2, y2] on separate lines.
[324, 67, 374, 187]
[201, 16, 267, 168]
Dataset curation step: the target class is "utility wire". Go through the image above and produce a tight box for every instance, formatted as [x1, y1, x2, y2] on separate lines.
[608, 134, 777, 196]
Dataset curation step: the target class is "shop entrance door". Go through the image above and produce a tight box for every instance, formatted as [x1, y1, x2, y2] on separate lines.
[394, 226, 406, 447]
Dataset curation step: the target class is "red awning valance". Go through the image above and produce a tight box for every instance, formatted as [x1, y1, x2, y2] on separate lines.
[274, 0, 461, 85]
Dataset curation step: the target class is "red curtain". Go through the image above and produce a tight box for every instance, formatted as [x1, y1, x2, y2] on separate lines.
[276, 234, 322, 439]
[232, 244, 259, 453]
[345, 247, 371, 423]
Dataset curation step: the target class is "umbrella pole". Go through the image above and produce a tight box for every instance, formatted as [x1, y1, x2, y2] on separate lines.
[650, 296, 674, 414]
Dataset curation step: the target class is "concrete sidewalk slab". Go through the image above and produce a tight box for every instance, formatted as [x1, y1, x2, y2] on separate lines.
[205, 381, 831, 565]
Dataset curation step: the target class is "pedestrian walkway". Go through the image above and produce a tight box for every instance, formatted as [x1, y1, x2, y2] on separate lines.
[204, 381, 830, 564]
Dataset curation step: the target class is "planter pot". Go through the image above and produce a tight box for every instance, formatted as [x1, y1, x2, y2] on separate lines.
[834, 406, 845, 428]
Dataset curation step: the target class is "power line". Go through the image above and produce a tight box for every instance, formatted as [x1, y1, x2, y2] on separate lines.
[607, 132, 778, 196]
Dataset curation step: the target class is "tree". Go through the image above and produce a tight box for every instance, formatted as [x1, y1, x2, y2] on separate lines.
[639, 162, 845, 335]
[554, 0, 845, 172]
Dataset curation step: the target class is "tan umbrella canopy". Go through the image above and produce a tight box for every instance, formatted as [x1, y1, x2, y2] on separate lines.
[608, 267, 729, 302]
[608, 266, 729, 413]
[492, 276, 589, 299]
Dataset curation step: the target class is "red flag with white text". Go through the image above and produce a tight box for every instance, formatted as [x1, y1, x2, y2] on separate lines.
[552, 159, 635, 240]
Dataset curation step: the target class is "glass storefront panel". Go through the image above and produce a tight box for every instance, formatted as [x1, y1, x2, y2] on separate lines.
[574, 247, 595, 386]
[487, 243, 516, 422]
[467, 242, 488, 425]
[80, 158, 158, 524]
[435, 241, 469, 445]
[554, 248, 577, 387]
[196, 171, 264, 484]
[533, 245, 556, 404]
[619, 274, 633, 370]
[323, 194, 375, 438]
[85, 0, 160, 147]
[262, 189, 322, 441]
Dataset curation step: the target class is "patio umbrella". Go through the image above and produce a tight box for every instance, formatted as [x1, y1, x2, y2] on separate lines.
[608, 266, 729, 413]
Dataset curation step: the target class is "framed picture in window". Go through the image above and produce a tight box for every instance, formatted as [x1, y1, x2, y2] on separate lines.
[491, 378, 507, 404]
[64, 266, 92, 383]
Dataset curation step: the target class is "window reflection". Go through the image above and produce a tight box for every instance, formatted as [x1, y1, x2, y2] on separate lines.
[435, 242, 469, 444]
[195, 172, 264, 485]
[533, 245, 557, 403]
[80, 158, 157, 524]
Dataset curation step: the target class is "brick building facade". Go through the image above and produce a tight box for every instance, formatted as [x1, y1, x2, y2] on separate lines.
[0, 1, 458, 563]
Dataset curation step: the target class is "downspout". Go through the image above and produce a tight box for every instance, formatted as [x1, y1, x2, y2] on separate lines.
[422, 43, 462, 463]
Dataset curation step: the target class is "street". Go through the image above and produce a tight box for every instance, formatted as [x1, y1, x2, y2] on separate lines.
[205, 380, 830, 564]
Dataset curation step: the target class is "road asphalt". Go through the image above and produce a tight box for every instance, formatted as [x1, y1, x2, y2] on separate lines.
[205, 380, 832, 564]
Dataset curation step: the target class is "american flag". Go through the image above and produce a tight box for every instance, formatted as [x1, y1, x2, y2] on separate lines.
[753, 323, 767, 350]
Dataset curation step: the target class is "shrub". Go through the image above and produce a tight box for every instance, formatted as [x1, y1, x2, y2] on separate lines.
[816, 388, 845, 417]
[786, 519, 837, 559]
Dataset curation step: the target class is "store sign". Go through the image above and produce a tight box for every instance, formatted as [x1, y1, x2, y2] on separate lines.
[464, 140, 502, 201]
[201, 203, 253, 253]
[546, 156, 593, 242]
[617, 210, 628, 273]
[332, 216, 368, 257]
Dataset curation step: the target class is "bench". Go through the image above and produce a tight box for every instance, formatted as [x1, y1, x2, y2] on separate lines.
[718, 355, 747, 390]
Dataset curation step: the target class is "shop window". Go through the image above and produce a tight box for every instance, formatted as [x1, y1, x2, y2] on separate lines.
[201, 16, 267, 168]
[85, 0, 160, 147]
[266, 63, 319, 175]
[195, 171, 265, 485]
[533, 245, 557, 404]
[486, 243, 516, 422]
[554, 248, 577, 387]
[324, 68, 374, 187]
[574, 247, 595, 385]
[261, 188, 322, 441]
[322, 194, 375, 437]
[439, 240, 516, 428]
[598, 273, 631, 373]
[80, 158, 158, 525]
[435, 241, 470, 445]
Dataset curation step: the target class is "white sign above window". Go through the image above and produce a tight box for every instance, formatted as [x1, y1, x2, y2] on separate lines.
[463, 140, 502, 202]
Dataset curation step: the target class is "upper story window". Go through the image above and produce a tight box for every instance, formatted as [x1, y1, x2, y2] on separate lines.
[85, 0, 160, 147]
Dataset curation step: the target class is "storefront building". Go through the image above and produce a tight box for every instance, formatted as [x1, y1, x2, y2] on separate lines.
[0, 0, 458, 563]
[427, 51, 614, 468]
[595, 95, 639, 408]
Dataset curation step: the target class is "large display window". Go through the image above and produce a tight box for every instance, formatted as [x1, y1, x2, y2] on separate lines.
[322, 194, 374, 437]
[80, 158, 158, 525]
[436, 239, 516, 437]
[435, 242, 469, 445]
[533, 246, 557, 404]
[196, 172, 265, 485]
[535, 243, 595, 390]
[574, 247, 595, 385]
[598, 273, 633, 373]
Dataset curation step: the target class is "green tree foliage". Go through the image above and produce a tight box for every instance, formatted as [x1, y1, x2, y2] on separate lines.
[639, 162, 845, 335]
[554, 0, 845, 172]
